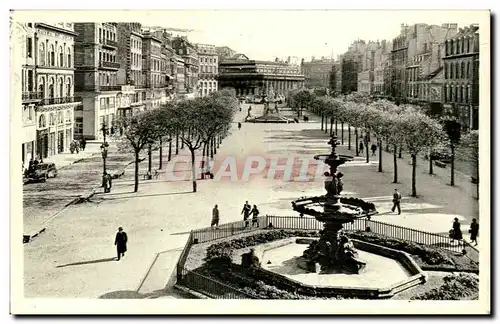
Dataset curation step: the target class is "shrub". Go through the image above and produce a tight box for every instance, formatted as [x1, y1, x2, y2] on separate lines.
[411, 274, 479, 300]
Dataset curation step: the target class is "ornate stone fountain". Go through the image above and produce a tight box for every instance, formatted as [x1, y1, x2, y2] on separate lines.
[291, 134, 378, 274]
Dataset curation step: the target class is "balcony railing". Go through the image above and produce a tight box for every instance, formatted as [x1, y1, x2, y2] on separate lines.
[102, 39, 118, 48]
[22, 91, 44, 101]
[100, 85, 122, 91]
[40, 96, 82, 106]
[99, 61, 120, 69]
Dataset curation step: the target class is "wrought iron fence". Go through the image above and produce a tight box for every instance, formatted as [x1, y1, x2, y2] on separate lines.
[176, 214, 479, 298]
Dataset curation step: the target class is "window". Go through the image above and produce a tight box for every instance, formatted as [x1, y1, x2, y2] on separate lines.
[466, 85, 470, 103]
[99, 28, 102, 41]
[59, 78, 63, 97]
[461, 62, 465, 79]
[67, 48, 71, 68]
[27, 37, 32, 58]
[27, 70, 33, 91]
[66, 110, 71, 122]
[49, 84, 54, 98]
[99, 52, 102, 61]
[49, 113, 55, 126]
[66, 81, 71, 97]
[38, 78, 45, 96]
[39, 114, 46, 128]
[39, 43, 45, 65]
[444, 85, 448, 101]
[109, 97, 115, 108]
[50, 45, 55, 66]
[75, 117, 83, 135]
[467, 61, 471, 78]
[454, 85, 458, 102]
[58, 111, 63, 124]
[59, 46, 63, 66]
[100, 98, 105, 108]
[456, 63, 460, 79]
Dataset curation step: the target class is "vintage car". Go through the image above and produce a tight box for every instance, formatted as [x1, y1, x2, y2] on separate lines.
[26, 162, 58, 182]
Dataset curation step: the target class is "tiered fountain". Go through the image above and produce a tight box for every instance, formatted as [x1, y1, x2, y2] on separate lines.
[291, 134, 378, 274]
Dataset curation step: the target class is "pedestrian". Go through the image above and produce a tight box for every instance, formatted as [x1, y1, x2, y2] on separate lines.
[80, 137, 87, 151]
[371, 143, 377, 156]
[75, 140, 80, 154]
[211, 204, 220, 229]
[241, 201, 251, 228]
[70, 141, 75, 154]
[469, 218, 479, 246]
[251, 204, 260, 227]
[114, 227, 128, 261]
[391, 189, 402, 214]
[359, 141, 364, 154]
[106, 173, 113, 192]
[451, 217, 463, 244]
[238, 122, 242, 130]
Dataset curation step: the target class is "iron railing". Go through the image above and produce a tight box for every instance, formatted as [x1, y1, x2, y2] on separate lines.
[40, 96, 82, 106]
[176, 215, 479, 299]
[22, 91, 43, 101]
[100, 85, 122, 92]
[99, 61, 120, 69]
[102, 39, 118, 48]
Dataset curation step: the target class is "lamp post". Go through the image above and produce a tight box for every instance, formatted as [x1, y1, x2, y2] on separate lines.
[100, 122, 109, 187]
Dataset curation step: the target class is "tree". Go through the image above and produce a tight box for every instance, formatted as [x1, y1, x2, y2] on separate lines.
[459, 131, 479, 199]
[292, 89, 315, 117]
[442, 117, 462, 186]
[115, 109, 163, 192]
[399, 111, 446, 197]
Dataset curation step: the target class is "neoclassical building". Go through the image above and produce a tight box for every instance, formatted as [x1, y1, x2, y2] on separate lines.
[218, 56, 305, 97]
[34, 23, 81, 159]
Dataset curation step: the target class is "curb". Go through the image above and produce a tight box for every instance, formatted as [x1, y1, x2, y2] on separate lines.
[173, 284, 208, 299]
[23, 164, 129, 244]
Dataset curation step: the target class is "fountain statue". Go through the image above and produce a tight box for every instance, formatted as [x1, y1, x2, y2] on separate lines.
[291, 134, 378, 274]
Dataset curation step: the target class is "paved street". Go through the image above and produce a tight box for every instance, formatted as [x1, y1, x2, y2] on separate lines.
[24, 103, 479, 298]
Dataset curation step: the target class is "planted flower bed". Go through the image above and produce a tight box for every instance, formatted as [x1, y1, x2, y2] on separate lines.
[411, 274, 479, 300]
[182, 229, 479, 299]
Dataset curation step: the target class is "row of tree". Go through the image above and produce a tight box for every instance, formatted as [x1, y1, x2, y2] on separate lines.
[291, 90, 479, 199]
[114, 89, 238, 193]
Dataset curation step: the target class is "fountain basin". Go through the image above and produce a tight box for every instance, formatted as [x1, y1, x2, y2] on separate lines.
[247, 237, 427, 299]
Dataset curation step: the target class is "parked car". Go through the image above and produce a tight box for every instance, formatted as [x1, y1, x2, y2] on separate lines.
[27, 162, 58, 182]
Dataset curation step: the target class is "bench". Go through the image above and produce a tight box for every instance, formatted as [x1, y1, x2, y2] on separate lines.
[434, 160, 447, 168]
[143, 169, 160, 180]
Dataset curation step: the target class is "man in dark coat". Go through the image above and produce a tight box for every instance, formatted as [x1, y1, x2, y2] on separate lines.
[114, 227, 128, 261]
[359, 141, 364, 154]
[371, 143, 377, 156]
[391, 189, 402, 215]
[251, 204, 260, 227]
[469, 218, 479, 246]
[241, 201, 251, 228]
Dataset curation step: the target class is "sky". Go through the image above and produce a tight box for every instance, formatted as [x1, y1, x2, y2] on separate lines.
[14, 10, 486, 62]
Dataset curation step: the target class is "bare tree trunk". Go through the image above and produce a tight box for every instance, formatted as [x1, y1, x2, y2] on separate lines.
[175, 131, 179, 155]
[210, 137, 215, 159]
[134, 151, 140, 193]
[159, 138, 163, 170]
[355, 129, 359, 156]
[329, 118, 333, 135]
[348, 125, 351, 150]
[378, 139, 382, 172]
[341, 122, 344, 145]
[450, 145, 455, 186]
[321, 114, 324, 131]
[393, 145, 398, 183]
[429, 150, 433, 175]
[190, 148, 197, 192]
[411, 154, 417, 197]
[335, 119, 338, 135]
[168, 136, 172, 161]
[365, 133, 370, 163]
[181, 130, 185, 149]
[201, 142, 207, 180]
[398, 146, 402, 159]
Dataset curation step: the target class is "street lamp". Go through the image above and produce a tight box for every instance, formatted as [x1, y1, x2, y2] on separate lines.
[100, 122, 110, 186]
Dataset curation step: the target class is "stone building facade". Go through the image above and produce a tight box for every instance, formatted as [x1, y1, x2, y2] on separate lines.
[171, 37, 199, 95]
[443, 25, 480, 131]
[142, 33, 165, 109]
[219, 56, 305, 97]
[196, 43, 218, 97]
[300, 58, 334, 89]
[34, 23, 81, 159]
[74, 22, 121, 140]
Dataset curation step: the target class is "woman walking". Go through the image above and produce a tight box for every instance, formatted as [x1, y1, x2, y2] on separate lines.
[250, 204, 260, 227]
[450, 217, 463, 245]
[469, 218, 479, 246]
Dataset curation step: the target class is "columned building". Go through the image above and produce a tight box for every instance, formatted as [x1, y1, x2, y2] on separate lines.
[196, 43, 218, 97]
[34, 23, 81, 159]
[443, 25, 479, 131]
[74, 22, 120, 140]
[219, 56, 305, 97]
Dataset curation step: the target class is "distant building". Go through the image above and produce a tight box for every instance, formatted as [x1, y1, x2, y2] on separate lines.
[219, 55, 305, 96]
[301, 57, 335, 89]
[196, 43, 218, 97]
[216, 46, 237, 62]
[171, 37, 199, 95]
[443, 25, 479, 131]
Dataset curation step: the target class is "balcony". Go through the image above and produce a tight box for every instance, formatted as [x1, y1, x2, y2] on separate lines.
[199, 73, 218, 80]
[100, 85, 122, 92]
[22, 91, 43, 102]
[99, 60, 120, 70]
[102, 38, 118, 49]
[40, 96, 82, 106]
